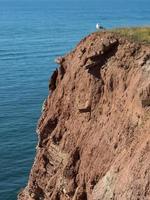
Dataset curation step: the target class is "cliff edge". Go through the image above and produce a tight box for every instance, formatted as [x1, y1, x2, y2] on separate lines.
[18, 32, 150, 200]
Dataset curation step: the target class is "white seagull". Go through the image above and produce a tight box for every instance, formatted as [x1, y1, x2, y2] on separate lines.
[96, 23, 105, 31]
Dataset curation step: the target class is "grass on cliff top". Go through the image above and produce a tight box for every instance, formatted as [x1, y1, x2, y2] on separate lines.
[112, 27, 150, 43]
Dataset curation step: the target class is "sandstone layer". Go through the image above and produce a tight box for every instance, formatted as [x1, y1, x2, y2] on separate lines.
[18, 32, 150, 200]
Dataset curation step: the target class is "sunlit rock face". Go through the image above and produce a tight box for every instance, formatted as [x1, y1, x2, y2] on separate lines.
[18, 32, 150, 200]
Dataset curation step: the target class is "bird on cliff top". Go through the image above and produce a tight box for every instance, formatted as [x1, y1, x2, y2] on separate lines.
[96, 23, 105, 31]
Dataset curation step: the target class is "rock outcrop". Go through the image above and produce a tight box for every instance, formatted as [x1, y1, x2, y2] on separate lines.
[18, 32, 150, 200]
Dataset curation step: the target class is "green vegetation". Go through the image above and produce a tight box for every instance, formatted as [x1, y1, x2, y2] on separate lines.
[112, 27, 150, 43]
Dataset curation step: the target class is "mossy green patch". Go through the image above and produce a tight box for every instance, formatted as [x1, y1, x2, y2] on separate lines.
[112, 27, 150, 43]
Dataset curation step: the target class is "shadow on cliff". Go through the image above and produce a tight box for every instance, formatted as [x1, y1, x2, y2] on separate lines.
[86, 40, 119, 79]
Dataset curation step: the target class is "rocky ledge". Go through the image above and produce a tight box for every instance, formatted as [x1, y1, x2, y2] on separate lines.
[18, 32, 150, 200]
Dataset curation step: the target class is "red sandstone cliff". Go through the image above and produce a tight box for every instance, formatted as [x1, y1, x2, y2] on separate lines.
[18, 32, 150, 200]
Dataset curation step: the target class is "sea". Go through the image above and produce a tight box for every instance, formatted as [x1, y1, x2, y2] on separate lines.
[0, 0, 149, 199]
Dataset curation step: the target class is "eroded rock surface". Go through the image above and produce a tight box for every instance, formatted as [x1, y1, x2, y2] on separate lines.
[18, 32, 150, 200]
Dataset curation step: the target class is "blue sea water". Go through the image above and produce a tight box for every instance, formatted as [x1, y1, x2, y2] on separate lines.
[0, 0, 149, 199]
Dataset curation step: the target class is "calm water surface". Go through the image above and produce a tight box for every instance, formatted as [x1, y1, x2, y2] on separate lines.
[0, 0, 149, 199]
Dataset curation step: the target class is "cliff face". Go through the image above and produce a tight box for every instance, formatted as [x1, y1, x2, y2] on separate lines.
[18, 32, 150, 200]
